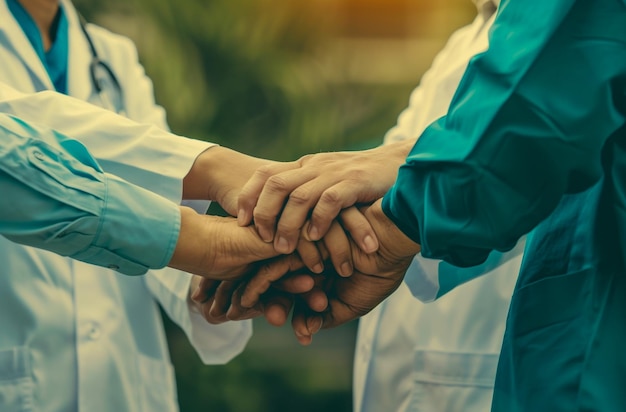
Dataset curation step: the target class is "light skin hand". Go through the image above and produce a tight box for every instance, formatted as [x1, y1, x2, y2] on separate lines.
[236, 139, 415, 254]
[168, 206, 280, 280]
[183, 146, 275, 215]
[298, 210, 361, 278]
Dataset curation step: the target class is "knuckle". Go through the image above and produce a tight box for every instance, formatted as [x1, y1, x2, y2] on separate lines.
[255, 164, 278, 178]
[298, 154, 314, 165]
[266, 175, 290, 193]
[207, 309, 225, 323]
[253, 208, 275, 224]
[276, 221, 299, 237]
[319, 188, 342, 207]
[288, 188, 313, 207]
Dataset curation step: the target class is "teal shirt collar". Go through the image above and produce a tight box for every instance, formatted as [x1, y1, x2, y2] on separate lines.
[7, 0, 69, 94]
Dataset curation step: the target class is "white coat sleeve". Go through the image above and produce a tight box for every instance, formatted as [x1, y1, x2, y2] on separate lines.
[144, 272, 252, 364]
[86, 24, 212, 215]
[89, 28, 252, 362]
[0, 82, 213, 204]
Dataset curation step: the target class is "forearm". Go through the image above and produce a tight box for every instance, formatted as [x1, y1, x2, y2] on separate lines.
[0, 83, 212, 203]
[0, 115, 181, 274]
[383, 0, 626, 266]
[183, 146, 273, 214]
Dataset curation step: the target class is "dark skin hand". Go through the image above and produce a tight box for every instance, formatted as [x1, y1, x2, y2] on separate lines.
[238, 199, 421, 345]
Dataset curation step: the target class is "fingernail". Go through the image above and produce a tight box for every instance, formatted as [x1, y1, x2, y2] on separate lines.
[191, 286, 202, 302]
[308, 225, 319, 241]
[258, 227, 273, 243]
[237, 209, 248, 226]
[240, 295, 253, 308]
[341, 261, 353, 277]
[310, 317, 323, 334]
[312, 263, 324, 274]
[209, 301, 217, 317]
[275, 236, 290, 253]
[362, 235, 378, 253]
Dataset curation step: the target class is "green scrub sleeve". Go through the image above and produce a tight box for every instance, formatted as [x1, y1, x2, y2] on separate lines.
[382, 0, 626, 266]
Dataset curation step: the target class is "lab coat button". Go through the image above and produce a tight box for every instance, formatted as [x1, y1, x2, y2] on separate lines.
[88, 323, 101, 340]
[33, 151, 45, 161]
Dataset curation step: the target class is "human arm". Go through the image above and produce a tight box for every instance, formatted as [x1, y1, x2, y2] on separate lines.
[237, 139, 415, 253]
[0, 112, 181, 274]
[233, 10, 494, 253]
[97, 32, 277, 213]
[239, 199, 420, 344]
[382, 0, 626, 266]
[0, 112, 279, 277]
[0, 82, 211, 203]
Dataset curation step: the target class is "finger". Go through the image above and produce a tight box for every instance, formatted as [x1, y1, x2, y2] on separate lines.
[262, 291, 294, 327]
[292, 298, 323, 346]
[226, 283, 263, 321]
[339, 206, 379, 253]
[295, 234, 324, 274]
[272, 177, 330, 254]
[323, 221, 353, 277]
[208, 281, 238, 321]
[253, 168, 320, 245]
[240, 255, 306, 308]
[237, 162, 298, 228]
[307, 182, 360, 241]
[273, 273, 315, 294]
[300, 287, 329, 312]
[191, 277, 219, 304]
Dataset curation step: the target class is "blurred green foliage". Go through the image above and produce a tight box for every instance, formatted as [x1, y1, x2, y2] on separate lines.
[75, 0, 406, 160]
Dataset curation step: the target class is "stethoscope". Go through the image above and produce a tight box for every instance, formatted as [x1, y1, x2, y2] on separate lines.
[78, 15, 125, 115]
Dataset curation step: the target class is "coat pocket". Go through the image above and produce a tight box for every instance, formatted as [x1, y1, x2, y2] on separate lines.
[410, 349, 499, 412]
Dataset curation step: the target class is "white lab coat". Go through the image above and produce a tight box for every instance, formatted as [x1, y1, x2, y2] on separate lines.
[353, 2, 518, 411]
[0, 1, 251, 411]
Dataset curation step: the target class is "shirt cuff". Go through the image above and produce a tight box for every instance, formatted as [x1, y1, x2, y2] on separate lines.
[145, 270, 252, 364]
[71, 172, 181, 276]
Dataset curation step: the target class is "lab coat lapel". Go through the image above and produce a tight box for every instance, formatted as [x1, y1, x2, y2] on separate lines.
[0, 0, 55, 90]
[62, 0, 93, 102]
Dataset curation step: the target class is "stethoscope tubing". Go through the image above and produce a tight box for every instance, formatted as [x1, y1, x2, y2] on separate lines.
[78, 14, 124, 113]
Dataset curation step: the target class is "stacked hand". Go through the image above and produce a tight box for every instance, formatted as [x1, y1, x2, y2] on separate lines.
[242, 200, 420, 344]
[176, 143, 420, 342]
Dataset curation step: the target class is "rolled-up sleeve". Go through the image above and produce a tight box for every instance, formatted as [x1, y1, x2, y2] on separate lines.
[0, 113, 180, 275]
[383, 0, 626, 267]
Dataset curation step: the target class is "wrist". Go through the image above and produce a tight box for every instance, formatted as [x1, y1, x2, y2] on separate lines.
[369, 199, 421, 260]
[182, 145, 221, 200]
[169, 206, 208, 275]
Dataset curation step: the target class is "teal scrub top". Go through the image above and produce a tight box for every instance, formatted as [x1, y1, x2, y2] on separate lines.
[382, 0, 626, 410]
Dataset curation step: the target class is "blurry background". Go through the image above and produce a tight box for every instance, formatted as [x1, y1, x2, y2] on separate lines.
[73, 0, 474, 410]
